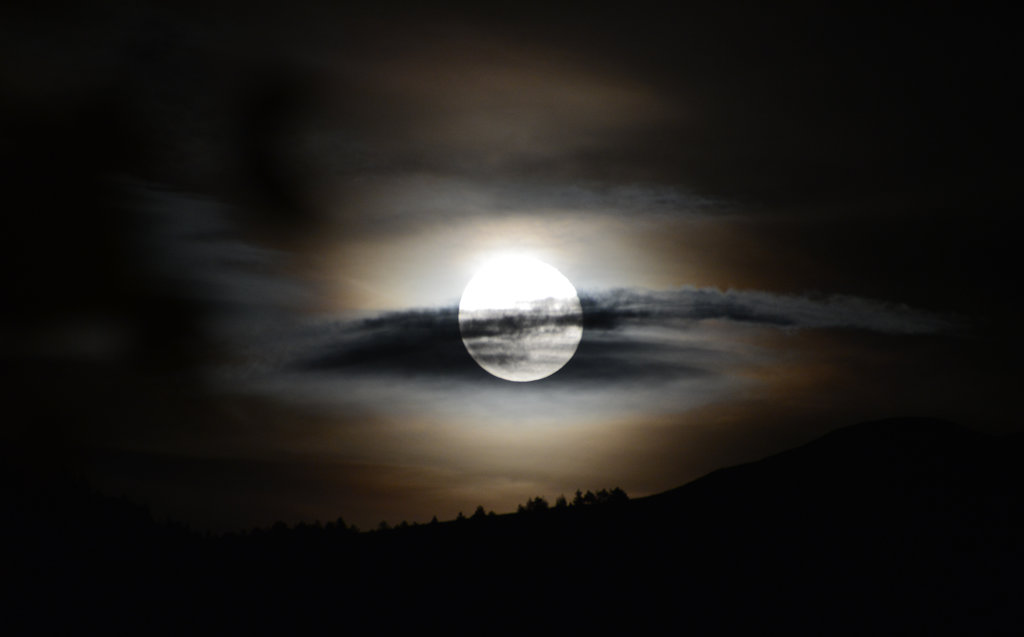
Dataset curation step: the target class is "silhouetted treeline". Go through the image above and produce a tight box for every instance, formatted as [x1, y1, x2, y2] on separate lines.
[4, 419, 1024, 633]
[240, 486, 628, 536]
[514, 488, 628, 513]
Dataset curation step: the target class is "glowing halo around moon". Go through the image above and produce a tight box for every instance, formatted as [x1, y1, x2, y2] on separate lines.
[458, 256, 583, 382]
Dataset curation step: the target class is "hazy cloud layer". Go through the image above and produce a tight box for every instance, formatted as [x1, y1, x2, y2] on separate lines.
[4, 2, 1013, 534]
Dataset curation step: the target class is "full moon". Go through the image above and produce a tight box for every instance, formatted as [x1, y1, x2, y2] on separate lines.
[459, 256, 583, 382]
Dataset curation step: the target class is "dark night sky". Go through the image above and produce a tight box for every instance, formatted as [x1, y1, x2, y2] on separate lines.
[2, 2, 1019, 530]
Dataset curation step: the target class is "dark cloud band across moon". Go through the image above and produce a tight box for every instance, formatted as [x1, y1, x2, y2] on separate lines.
[297, 287, 955, 384]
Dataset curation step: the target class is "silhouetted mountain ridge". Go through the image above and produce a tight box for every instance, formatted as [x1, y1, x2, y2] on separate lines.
[4, 417, 1022, 632]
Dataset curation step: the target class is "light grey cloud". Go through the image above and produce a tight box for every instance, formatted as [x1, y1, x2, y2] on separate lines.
[322, 173, 716, 238]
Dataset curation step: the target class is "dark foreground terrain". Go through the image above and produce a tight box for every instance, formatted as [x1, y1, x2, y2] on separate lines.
[5, 417, 1023, 632]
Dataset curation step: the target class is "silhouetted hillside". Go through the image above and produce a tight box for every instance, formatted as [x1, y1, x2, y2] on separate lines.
[4, 417, 1022, 632]
[645, 416, 1023, 522]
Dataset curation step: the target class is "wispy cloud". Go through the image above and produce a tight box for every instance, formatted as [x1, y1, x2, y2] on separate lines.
[581, 287, 957, 335]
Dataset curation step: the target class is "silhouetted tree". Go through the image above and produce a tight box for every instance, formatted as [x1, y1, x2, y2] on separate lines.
[569, 488, 626, 507]
[471, 505, 487, 520]
[555, 494, 568, 508]
[378, 520, 391, 531]
[430, 515, 439, 525]
[522, 496, 549, 513]
[456, 511, 466, 522]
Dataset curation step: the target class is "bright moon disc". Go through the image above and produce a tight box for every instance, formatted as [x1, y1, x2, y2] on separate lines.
[459, 256, 583, 382]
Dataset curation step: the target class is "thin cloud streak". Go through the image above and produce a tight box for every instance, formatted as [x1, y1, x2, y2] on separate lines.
[581, 287, 958, 334]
